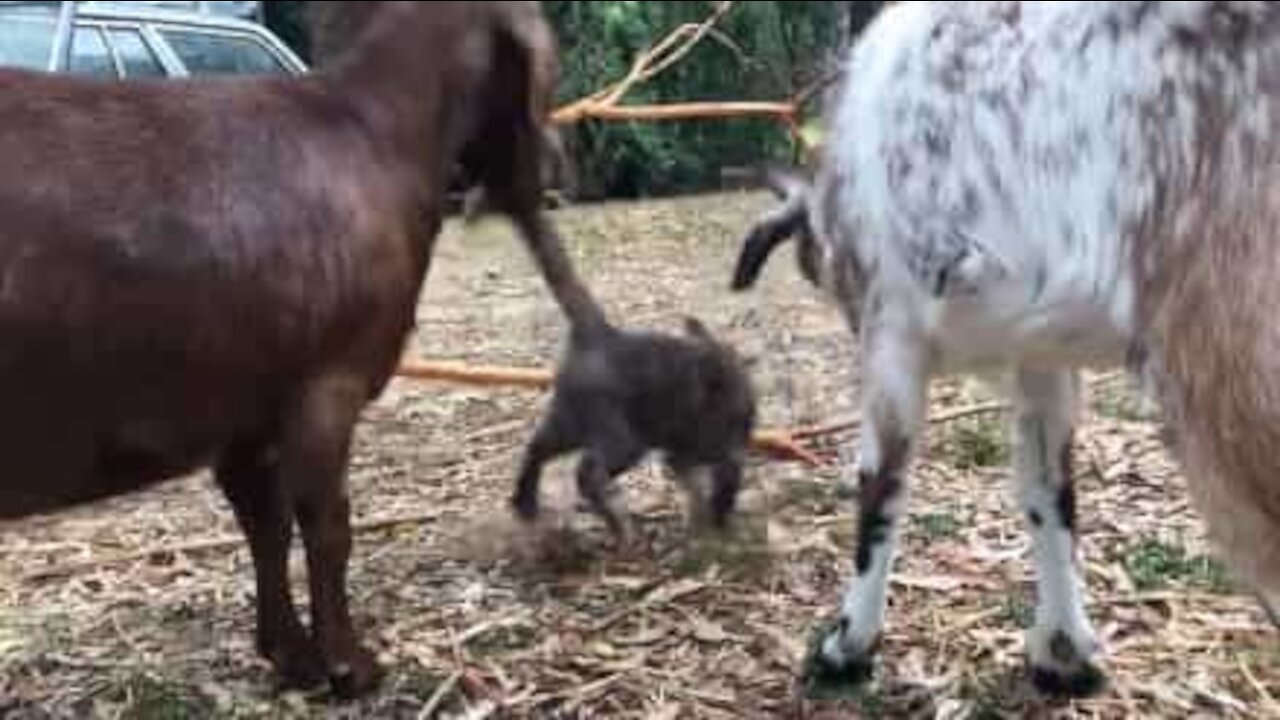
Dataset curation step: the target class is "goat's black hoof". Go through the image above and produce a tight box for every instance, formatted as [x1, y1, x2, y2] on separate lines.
[328, 649, 384, 700]
[799, 621, 877, 700]
[275, 660, 327, 694]
[268, 638, 328, 692]
[511, 495, 539, 523]
[1029, 661, 1107, 698]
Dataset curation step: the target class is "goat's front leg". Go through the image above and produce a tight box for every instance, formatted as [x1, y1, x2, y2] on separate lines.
[512, 407, 578, 521]
[1013, 368, 1105, 696]
[216, 444, 325, 690]
[807, 326, 927, 687]
[283, 375, 381, 699]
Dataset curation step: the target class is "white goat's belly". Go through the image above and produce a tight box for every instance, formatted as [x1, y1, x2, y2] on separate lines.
[925, 287, 1130, 373]
[815, 0, 1203, 377]
[923, 237, 1136, 372]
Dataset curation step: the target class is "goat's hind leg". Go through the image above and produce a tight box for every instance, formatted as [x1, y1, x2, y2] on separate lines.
[283, 376, 381, 698]
[1013, 367, 1105, 696]
[806, 326, 927, 690]
[216, 443, 325, 690]
[668, 454, 745, 532]
[577, 422, 644, 545]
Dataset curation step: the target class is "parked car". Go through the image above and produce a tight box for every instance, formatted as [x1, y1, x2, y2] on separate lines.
[0, 1, 305, 79]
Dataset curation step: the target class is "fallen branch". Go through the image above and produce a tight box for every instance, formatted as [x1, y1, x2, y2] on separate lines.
[751, 429, 830, 467]
[790, 401, 1011, 442]
[397, 360, 552, 390]
[790, 373, 1135, 443]
[551, 2, 736, 125]
[589, 579, 707, 633]
[395, 360, 825, 466]
[557, 101, 795, 124]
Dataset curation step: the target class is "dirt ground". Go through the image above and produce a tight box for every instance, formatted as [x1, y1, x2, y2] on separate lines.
[1, 193, 1277, 719]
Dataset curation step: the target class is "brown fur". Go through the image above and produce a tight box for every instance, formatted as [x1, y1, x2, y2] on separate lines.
[0, 1, 572, 697]
[1134, 4, 1280, 621]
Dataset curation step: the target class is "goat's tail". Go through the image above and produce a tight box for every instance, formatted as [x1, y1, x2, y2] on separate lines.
[514, 213, 612, 339]
[1143, 190, 1280, 625]
[731, 168, 811, 290]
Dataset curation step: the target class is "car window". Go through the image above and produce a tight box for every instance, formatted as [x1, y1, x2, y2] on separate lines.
[159, 28, 287, 76]
[68, 26, 116, 78]
[0, 9, 56, 70]
[108, 28, 165, 78]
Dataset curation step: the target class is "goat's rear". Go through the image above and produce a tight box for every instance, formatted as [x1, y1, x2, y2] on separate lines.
[1134, 2, 1280, 620]
[1142, 160, 1280, 620]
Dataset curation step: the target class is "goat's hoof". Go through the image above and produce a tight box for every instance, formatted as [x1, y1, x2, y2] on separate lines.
[328, 648, 383, 700]
[267, 636, 327, 692]
[1028, 629, 1107, 698]
[274, 654, 328, 692]
[799, 621, 876, 700]
[511, 496, 539, 523]
[1029, 661, 1107, 698]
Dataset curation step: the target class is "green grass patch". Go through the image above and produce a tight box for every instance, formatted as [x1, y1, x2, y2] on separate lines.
[1124, 539, 1235, 592]
[934, 416, 1009, 470]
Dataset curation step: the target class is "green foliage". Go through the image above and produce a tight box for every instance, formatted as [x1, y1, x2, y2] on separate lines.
[1124, 539, 1235, 592]
[263, 1, 310, 61]
[915, 511, 962, 541]
[545, 1, 871, 198]
[934, 416, 1010, 471]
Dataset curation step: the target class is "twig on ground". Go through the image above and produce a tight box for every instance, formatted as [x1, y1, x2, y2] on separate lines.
[456, 612, 533, 646]
[791, 400, 1011, 441]
[590, 580, 708, 634]
[21, 509, 444, 583]
[418, 670, 462, 720]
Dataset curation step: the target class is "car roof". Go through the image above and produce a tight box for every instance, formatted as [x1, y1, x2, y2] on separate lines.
[0, 2, 270, 34]
[77, 3, 269, 33]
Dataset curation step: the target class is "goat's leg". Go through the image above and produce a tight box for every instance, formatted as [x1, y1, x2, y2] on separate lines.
[1013, 368, 1105, 696]
[671, 454, 745, 533]
[668, 459, 712, 530]
[282, 376, 380, 699]
[215, 444, 325, 689]
[707, 454, 744, 529]
[577, 426, 644, 545]
[808, 327, 926, 687]
[512, 408, 578, 521]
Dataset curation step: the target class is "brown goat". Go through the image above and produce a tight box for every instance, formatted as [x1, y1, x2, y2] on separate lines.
[0, 1, 578, 698]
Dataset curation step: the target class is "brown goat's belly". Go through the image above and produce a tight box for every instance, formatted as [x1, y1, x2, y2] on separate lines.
[0, 434, 216, 520]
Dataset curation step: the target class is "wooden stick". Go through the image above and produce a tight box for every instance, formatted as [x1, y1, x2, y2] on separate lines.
[751, 429, 829, 467]
[788, 374, 1131, 443]
[395, 360, 825, 466]
[790, 401, 1011, 441]
[396, 360, 552, 390]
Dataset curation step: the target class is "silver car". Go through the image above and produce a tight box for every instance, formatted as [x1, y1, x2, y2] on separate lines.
[0, 1, 306, 78]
